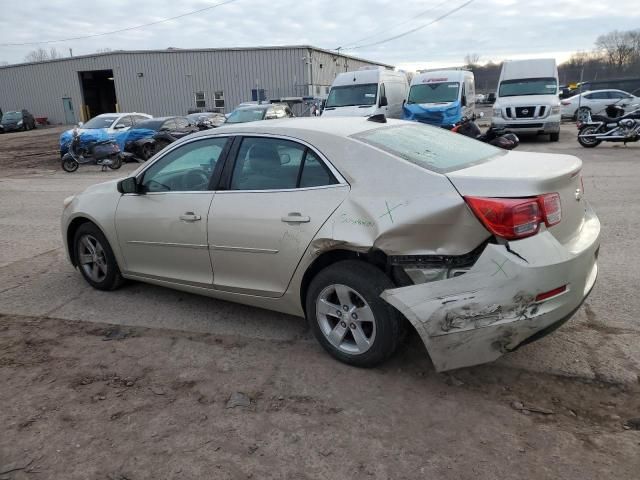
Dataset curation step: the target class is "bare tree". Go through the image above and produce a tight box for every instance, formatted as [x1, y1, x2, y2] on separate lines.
[595, 30, 637, 70]
[464, 52, 481, 68]
[24, 47, 62, 63]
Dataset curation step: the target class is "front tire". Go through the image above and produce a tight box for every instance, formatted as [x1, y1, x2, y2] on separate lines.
[578, 126, 601, 148]
[549, 132, 560, 142]
[73, 223, 124, 291]
[306, 260, 402, 367]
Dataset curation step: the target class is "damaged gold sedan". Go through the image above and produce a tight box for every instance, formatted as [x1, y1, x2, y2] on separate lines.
[61, 116, 599, 371]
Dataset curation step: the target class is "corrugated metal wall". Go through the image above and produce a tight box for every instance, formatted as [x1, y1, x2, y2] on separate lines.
[0, 47, 390, 124]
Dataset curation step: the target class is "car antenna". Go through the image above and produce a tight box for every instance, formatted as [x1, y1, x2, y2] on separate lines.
[367, 114, 387, 123]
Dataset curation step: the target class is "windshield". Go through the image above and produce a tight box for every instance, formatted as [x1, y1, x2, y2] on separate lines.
[353, 123, 503, 174]
[225, 108, 266, 124]
[499, 78, 557, 97]
[83, 116, 118, 129]
[133, 119, 163, 130]
[1, 112, 21, 122]
[325, 83, 378, 108]
[408, 82, 460, 104]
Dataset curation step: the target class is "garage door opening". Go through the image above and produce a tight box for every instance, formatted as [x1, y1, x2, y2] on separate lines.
[79, 70, 117, 120]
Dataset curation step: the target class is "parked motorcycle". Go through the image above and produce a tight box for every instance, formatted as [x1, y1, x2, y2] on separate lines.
[61, 128, 123, 172]
[451, 116, 520, 150]
[577, 103, 640, 148]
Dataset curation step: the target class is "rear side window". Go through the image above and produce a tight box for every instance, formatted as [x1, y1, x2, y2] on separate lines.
[353, 124, 504, 174]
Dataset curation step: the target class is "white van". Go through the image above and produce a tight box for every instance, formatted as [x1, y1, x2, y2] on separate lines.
[491, 58, 561, 141]
[322, 67, 408, 119]
[404, 69, 475, 127]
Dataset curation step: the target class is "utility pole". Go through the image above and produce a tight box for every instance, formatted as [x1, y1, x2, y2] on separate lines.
[69, 48, 73, 57]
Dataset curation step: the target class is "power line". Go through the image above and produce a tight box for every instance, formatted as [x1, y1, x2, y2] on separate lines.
[337, 0, 450, 50]
[0, 0, 241, 47]
[345, 0, 476, 51]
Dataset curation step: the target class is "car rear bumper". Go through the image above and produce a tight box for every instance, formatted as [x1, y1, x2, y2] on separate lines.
[381, 203, 600, 372]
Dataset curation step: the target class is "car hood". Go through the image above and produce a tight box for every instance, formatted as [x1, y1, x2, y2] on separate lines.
[495, 94, 560, 107]
[81, 178, 121, 195]
[322, 105, 377, 117]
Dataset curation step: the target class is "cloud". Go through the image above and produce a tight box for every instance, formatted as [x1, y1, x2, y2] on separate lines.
[0, 0, 639, 68]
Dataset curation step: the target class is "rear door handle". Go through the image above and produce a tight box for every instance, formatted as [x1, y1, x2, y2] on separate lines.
[179, 212, 201, 222]
[281, 212, 310, 223]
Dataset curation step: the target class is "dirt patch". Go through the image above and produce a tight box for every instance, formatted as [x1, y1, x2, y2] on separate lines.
[0, 126, 65, 171]
[1, 314, 639, 479]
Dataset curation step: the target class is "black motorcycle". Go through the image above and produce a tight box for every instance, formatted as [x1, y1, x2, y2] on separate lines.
[577, 103, 640, 148]
[451, 116, 520, 150]
[61, 128, 123, 172]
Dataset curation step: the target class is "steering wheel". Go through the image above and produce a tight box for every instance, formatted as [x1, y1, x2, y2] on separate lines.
[181, 169, 210, 190]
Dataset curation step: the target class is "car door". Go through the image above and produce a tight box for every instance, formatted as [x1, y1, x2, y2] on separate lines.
[115, 136, 231, 285]
[208, 135, 349, 297]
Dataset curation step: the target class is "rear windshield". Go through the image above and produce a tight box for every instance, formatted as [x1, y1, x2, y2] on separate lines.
[353, 123, 503, 173]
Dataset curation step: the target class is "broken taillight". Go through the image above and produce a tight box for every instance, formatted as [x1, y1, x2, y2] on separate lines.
[465, 194, 562, 240]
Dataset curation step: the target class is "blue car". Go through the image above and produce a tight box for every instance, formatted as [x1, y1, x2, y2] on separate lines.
[59, 113, 151, 156]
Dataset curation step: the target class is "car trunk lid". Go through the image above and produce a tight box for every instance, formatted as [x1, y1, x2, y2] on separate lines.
[445, 150, 584, 245]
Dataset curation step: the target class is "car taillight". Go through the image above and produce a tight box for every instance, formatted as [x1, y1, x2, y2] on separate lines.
[540, 193, 561, 226]
[465, 194, 562, 240]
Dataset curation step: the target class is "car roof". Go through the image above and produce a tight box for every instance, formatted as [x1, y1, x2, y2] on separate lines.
[202, 116, 402, 139]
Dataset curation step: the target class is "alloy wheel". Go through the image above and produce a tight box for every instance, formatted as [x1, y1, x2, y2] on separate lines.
[316, 284, 376, 355]
[77, 234, 108, 282]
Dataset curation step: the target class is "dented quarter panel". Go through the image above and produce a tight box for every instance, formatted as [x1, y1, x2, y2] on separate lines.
[381, 203, 600, 372]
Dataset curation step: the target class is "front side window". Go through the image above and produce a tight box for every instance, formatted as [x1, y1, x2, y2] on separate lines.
[408, 82, 460, 104]
[114, 116, 133, 129]
[230, 137, 337, 191]
[353, 124, 503, 174]
[326, 83, 378, 107]
[498, 78, 557, 97]
[141, 137, 228, 192]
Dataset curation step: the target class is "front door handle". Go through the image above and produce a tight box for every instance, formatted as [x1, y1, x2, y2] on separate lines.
[179, 212, 201, 222]
[281, 212, 310, 223]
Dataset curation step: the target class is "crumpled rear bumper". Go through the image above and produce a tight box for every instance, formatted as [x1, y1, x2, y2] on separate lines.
[381, 204, 600, 372]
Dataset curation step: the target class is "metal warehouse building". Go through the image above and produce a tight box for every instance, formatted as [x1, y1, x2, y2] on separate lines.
[0, 46, 392, 125]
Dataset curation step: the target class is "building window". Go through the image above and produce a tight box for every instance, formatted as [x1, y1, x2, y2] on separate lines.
[195, 91, 206, 109]
[214, 91, 225, 109]
[251, 89, 266, 102]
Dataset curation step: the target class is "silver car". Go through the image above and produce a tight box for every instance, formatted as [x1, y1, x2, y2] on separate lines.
[61, 117, 600, 371]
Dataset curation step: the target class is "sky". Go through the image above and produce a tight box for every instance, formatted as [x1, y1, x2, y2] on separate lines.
[1, 0, 639, 69]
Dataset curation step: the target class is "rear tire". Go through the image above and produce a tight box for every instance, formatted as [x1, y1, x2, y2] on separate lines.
[61, 155, 79, 172]
[108, 154, 122, 170]
[306, 260, 402, 367]
[549, 132, 560, 142]
[578, 126, 601, 148]
[73, 223, 124, 291]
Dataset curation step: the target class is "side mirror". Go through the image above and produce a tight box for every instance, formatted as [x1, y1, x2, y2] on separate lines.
[117, 177, 139, 194]
[114, 124, 126, 130]
[77, 121, 84, 127]
[379, 96, 388, 107]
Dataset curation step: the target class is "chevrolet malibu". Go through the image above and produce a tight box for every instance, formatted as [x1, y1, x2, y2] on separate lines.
[61, 117, 600, 371]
